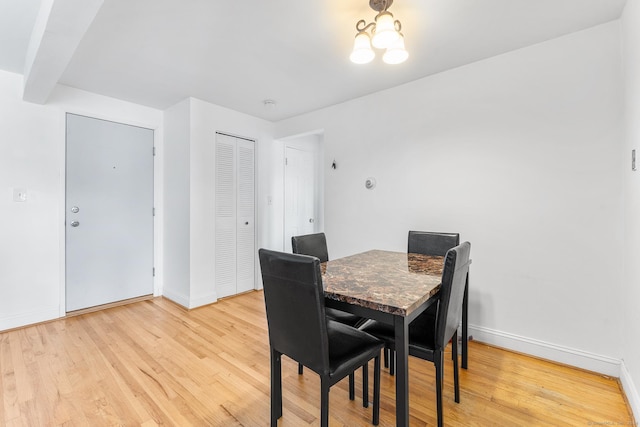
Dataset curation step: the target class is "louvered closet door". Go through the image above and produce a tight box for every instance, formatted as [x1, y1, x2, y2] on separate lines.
[215, 134, 237, 298]
[215, 133, 255, 298]
[236, 138, 255, 293]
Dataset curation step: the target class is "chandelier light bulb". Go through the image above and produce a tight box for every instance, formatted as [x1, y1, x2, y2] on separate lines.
[371, 11, 399, 49]
[350, 31, 375, 64]
[383, 33, 408, 64]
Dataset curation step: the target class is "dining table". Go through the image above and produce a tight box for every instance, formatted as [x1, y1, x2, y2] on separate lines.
[321, 249, 470, 427]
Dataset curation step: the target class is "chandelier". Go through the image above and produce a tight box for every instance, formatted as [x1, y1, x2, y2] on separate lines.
[350, 0, 408, 65]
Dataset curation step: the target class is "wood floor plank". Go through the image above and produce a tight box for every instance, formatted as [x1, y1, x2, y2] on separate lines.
[0, 292, 634, 426]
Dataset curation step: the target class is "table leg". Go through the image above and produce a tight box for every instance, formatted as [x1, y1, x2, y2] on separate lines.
[462, 272, 469, 369]
[394, 315, 409, 427]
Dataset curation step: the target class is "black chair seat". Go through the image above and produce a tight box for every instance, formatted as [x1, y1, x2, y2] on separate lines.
[326, 307, 365, 327]
[359, 316, 437, 358]
[327, 320, 383, 380]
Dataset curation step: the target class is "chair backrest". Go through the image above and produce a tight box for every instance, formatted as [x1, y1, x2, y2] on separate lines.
[408, 231, 460, 256]
[291, 232, 329, 263]
[434, 242, 471, 350]
[258, 249, 330, 375]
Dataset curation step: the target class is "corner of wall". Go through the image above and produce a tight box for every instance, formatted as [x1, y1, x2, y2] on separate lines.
[188, 291, 218, 309]
[620, 361, 640, 424]
[160, 288, 190, 309]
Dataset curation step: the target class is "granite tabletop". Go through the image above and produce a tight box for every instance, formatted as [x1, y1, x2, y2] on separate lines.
[321, 250, 444, 316]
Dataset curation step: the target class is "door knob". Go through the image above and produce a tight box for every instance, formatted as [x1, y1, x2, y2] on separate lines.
[71, 221, 80, 227]
[309, 218, 314, 223]
[71, 206, 79, 213]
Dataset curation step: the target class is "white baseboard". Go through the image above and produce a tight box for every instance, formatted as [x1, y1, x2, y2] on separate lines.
[0, 308, 60, 332]
[188, 292, 218, 309]
[161, 288, 218, 309]
[469, 324, 622, 377]
[161, 288, 190, 308]
[620, 362, 640, 423]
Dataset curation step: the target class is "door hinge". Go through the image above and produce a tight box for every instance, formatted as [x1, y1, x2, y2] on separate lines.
[153, 207, 155, 216]
[285, 157, 288, 166]
[153, 146, 156, 156]
[153, 267, 156, 277]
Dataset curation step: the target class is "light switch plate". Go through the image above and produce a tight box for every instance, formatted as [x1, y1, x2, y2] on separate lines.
[13, 187, 27, 202]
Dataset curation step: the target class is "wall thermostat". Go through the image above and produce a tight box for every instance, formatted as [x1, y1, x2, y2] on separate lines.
[365, 177, 376, 190]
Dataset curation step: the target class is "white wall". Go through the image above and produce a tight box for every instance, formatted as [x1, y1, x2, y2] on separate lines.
[162, 98, 191, 305]
[1, 70, 61, 329]
[190, 98, 276, 304]
[276, 22, 624, 374]
[621, 0, 640, 419]
[0, 69, 162, 331]
[163, 97, 276, 308]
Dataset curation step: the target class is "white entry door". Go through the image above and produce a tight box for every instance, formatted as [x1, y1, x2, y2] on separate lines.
[65, 113, 154, 312]
[284, 146, 316, 253]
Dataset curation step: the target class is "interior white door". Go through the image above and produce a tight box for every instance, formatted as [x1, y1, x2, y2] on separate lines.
[215, 133, 255, 298]
[284, 146, 316, 253]
[65, 113, 154, 312]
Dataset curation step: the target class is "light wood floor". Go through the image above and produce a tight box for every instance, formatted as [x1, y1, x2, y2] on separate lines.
[0, 291, 634, 426]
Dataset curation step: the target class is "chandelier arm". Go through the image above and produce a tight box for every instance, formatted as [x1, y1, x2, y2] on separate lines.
[394, 20, 402, 32]
[356, 19, 376, 33]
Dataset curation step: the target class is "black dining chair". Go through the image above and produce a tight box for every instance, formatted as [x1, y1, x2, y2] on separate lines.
[292, 231, 371, 400]
[259, 249, 384, 427]
[291, 233, 366, 328]
[408, 231, 460, 257]
[386, 231, 460, 373]
[370, 231, 461, 374]
[359, 242, 471, 427]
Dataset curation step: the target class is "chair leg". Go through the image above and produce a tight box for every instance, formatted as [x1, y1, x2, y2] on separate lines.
[452, 331, 460, 403]
[435, 350, 444, 427]
[373, 355, 381, 426]
[349, 373, 355, 400]
[362, 363, 369, 408]
[389, 349, 395, 376]
[383, 348, 389, 368]
[321, 377, 330, 427]
[298, 362, 304, 375]
[270, 348, 282, 426]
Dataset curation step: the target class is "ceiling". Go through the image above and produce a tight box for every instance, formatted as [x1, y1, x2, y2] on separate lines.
[0, 0, 628, 121]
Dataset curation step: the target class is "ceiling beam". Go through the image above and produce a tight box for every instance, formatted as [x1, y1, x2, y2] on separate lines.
[22, 0, 103, 104]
